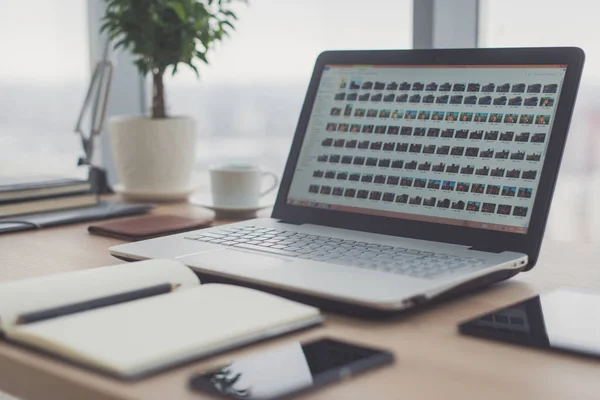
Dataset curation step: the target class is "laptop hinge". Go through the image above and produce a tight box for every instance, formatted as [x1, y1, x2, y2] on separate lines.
[468, 245, 505, 254]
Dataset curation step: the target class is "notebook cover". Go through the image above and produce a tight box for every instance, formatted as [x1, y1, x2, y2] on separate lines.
[88, 214, 213, 241]
[0, 201, 153, 234]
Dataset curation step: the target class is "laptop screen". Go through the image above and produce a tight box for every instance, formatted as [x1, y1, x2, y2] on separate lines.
[286, 64, 567, 234]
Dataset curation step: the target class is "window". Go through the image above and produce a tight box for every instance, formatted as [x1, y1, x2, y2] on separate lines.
[164, 0, 413, 180]
[0, 0, 89, 178]
[480, 0, 600, 243]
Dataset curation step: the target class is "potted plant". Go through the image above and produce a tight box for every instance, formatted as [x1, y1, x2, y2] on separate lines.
[101, 0, 242, 200]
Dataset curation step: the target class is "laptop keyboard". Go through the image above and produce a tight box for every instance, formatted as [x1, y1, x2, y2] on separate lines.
[184, 225, 485, 280]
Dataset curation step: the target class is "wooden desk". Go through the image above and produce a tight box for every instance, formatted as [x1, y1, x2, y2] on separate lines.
[1, 202, 599, 400]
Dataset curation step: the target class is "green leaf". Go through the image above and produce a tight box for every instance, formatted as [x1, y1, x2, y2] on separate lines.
[167, 1, 186, 21]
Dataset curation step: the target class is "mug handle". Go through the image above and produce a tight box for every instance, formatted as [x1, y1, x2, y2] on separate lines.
[260, 172, 279, 197]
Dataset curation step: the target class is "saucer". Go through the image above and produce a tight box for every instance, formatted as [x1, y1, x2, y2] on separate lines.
[114, 184, 195, 202]
[189, 193, 274, 216]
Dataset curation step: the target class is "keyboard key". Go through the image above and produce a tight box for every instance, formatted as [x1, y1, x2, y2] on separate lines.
[232, 244, 297, 257]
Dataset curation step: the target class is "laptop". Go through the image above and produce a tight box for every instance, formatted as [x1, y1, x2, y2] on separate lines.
[110, 47, 584, 314]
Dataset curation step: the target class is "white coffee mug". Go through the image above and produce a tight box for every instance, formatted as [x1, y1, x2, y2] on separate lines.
[209, 164, 278, 208]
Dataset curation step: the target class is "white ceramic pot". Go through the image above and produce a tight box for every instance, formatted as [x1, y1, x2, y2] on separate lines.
[109, 116, 197, 196]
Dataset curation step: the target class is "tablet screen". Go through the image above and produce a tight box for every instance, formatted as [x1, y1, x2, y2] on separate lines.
[459, 289, 600, 358]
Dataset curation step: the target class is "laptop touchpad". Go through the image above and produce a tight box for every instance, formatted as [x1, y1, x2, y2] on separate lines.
[180, 248, 294, 274]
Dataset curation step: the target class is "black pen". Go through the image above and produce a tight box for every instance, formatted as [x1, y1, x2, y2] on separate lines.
[16, 282, 180, 325]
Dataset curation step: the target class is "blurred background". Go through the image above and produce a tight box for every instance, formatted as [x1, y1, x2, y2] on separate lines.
[1, 0, 598, 242]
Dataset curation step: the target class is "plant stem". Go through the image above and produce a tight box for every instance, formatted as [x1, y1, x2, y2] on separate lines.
[152, 68, 166, 118]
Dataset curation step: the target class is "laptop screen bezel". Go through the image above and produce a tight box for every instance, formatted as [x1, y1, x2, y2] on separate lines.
[272, 47, 584, 267]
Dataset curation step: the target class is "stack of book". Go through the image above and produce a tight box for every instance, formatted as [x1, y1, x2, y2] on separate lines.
[0, 176, 98, 218]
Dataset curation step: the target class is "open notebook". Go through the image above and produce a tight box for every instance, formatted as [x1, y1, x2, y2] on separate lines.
[0, 260, 323, 379]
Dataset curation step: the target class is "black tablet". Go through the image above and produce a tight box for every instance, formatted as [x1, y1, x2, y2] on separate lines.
[459, 289, 600, 359]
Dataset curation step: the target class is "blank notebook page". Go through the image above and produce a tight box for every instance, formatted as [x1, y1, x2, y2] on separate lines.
[13, 284, 320, 376]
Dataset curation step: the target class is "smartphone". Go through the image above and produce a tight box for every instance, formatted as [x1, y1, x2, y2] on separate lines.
[188, 338, 394, 400]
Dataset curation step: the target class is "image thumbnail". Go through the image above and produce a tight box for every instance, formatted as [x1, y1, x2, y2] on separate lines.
[405, 110, 417, 120]
[467, 83, 480, 92]
[409, 196, 423, 205]
[508, 97, 522, 106]
[386, 82, 399, 90]
[432, 111, 445, 121]
[464, 95, 477, 105]
[441, 129, 454, 138]
[493, 96, 507, 106]
[453, 83, 466, 91]
[320, 186, 332, 195]
[515, 132, 530, 142]
[362, 124, 374, 133]
[479, 96, 492, 105]
[480, 149, 494, 158]
[412, 82, 424, 91]
[418, 110, 431, 120]
[344, 188, 357, 198]
[387, 126, 400, 135]
[450, 95, 463, 104]
[513, 206, 528, 217]
[482, 203, 496, 213]
[455, 129, 469, 139]
[466, 201, 481, 212]
[358, 93, 370, 102]
[501, 186, 516, 197]
[518, 187, 533, 199]
[347, 93, 358, 101]
[497, 204, 512, 215]
[409, 94, 421, 103]
[400, 126, 413, 136]
[326, 123, 337, 131]
[338, 123, 349, 132]
[375, 125, 386, 134]
[396, 194, 409, 204]
[383, 93, 396, 102]
[461, 165, 474, 174]
[379, 109, 391, 118]
[540, 97, 555, 107]
[426, 82, 438, 91]
[437, 199, 451, 209]
[511, 83, 526, 93]
[543, 84, 558, 94]
[536, 115, 550, 125]
[374, 81, 385, 90]
[482, 83, 495, 92]
[439, 82, 452, 91]
[524, 97, 539, 107]
[428, 179, 442, 189]
[491, 167, 505, 177]
[349, 79, 362, 90]
[446, 112, 459, 121]
[437, 146, 451, 156]
[527, 83, 541, 93]
[484, 130, 498, 140]
[354, 108, 366, 117]
[391, 110, 403, 119]
[456, 182, 470, 192]
[460, 112, 473, 122]
[451, 200, 466, 210]
[504, 113, 518, 124]
[400, 177, 414, 187]
[436, 95, 449, 104]
[486, 185, 501, 195]
[423, 94, 435, 104]
[350, 124, 361, 133]
[499, 131, 514, 141]
[496, 83, 510, 93]
[427, 128, 440, 137]
[423, 197, 437, 207]
[332, 187, 344, 196]
[489, 113, 503, 123]
[519, 114, 534, 124]
[469, 130, 483, 139]
[338, 78, 348, 89]
[414, 127, 426, 137]
[382, 192, 395, 202]
[399, 82, 411, 91]
[531, 133, 546, 143]
[471, 183, 486, 194]
[442, 180, 456, 191]
[396, 94, 408, 103]
[372, 93, 383, 102]
[366, 109, 378, 118]
[474, 113, 488, 123]
[414, 178, 427, 188]
[506, 169, 521, 178]
[331, 107, 342, 116]
[343, 104, 353, 116]
[334, 92, 346, 101]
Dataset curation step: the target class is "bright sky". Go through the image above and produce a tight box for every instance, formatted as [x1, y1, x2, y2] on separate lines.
[0, 0, 598, 84]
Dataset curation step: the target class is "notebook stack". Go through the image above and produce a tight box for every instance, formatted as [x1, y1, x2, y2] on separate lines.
[0, 176, 98, 218]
